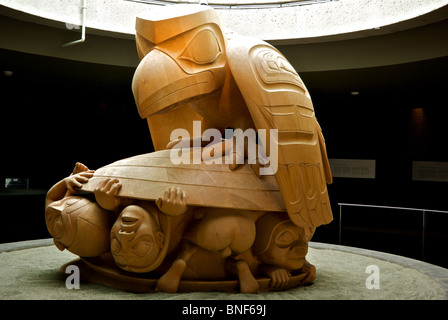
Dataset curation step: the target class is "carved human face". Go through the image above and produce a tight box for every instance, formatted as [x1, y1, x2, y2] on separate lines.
[110, 205, 164, 272]
[45, 196, 91, 248]
[258, 221, 308, 271]
[46, 196, 111, 257]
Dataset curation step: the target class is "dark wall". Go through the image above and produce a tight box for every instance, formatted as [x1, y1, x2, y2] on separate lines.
[2, 50, 446, 203]
[1, 49, 447, 267]
[302, 57, 448, 212]
[0, 49, 153, 243]
[300, 60, 448, 267]
[0, 49, 153, 191]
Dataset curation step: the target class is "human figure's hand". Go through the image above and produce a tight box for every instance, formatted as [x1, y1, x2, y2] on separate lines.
[64, 170, 94, 194]
[202, 136, 245, 170]
[156, 186, 187, 216]
[167, 135, 269, 177]
[202, 137, 270, 176]
[94, 178, 122, 211]
[299, 261, 316, 284]
[71, 162, 90, 175]
[263, 266, 291, 289]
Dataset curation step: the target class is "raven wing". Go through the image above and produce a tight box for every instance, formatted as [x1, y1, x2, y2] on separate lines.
[226, 34, 333, 228]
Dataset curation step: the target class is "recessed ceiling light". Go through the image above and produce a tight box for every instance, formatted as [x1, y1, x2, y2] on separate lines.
[350, 91, 360, 96]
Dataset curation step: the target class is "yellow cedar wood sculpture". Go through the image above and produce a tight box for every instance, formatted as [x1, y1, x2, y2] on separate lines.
[132, 4, 333, 228]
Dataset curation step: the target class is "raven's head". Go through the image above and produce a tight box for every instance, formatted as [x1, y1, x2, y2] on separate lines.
[132, 5, 227, 119]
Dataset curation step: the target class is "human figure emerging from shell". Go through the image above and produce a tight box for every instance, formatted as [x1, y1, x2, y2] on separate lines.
[45, 160, 316, 293]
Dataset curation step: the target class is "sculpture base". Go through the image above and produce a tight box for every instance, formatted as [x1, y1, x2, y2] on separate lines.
[1, 239, 447, 299]
[60, 257, 308, 293]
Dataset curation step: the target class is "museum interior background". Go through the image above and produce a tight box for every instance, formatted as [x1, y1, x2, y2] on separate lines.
[1, 1, 447, 268]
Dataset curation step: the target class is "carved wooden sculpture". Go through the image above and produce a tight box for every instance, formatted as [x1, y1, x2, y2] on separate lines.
[132, 4, 333, 229]
[45, 4, 332, 293]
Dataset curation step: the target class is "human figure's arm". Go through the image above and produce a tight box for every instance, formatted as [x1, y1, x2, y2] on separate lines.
[94, 178, 133, 212]
[155, 186, 188, 216]
[259, 265, 292, 289]
[298, 260, 316, 284]
[45, 170, 94, 208]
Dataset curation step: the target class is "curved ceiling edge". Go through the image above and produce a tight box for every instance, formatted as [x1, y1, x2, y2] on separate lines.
[1, 0, 447, 43]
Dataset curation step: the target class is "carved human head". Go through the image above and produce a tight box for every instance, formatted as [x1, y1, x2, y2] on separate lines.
[110, 205, 165, 273]
[45, 196, 111, 257]
[252, 212, 315, 271]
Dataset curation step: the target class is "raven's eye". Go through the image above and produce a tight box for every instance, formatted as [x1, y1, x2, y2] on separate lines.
[180, 29, 222, 65]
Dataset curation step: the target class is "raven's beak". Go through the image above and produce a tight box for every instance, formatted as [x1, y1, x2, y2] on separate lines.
[132, 48, 218, 119]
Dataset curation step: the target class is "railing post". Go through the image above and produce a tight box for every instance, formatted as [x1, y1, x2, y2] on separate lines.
[422, 210, 426, 260]
[335, 203, 446, 261]
[339, 204, 342, 245]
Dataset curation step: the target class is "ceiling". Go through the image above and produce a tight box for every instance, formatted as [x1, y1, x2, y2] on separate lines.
[1, 3, 447, 105]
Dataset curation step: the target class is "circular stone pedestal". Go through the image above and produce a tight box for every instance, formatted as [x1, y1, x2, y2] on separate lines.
[0, 239, 447, 300]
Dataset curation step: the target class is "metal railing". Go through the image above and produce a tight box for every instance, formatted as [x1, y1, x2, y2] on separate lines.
[338, 203, 448, 259]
